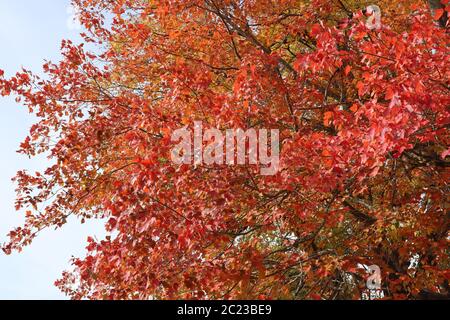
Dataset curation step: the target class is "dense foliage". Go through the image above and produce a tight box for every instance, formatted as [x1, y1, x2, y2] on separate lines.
[1, 0, 449, 299]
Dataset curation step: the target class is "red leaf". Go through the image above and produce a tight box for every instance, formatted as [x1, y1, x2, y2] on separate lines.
[385, 87, 395, 100]
[344, 65, 352, 76]
[433, 8, 444, 20]
[310, 294, 322, 300]
[356, 81, 365, 96]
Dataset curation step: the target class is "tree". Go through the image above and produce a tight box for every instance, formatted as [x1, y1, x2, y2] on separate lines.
[0, 0, 448, 300]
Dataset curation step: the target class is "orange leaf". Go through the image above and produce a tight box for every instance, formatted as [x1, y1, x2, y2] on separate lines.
[323, 111, 333, 126]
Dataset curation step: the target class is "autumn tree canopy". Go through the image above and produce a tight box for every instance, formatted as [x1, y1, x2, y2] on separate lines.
[0, 0, 449, 300]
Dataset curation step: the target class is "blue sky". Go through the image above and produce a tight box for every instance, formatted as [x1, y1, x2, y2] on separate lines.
[0, 0, 105, 300]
